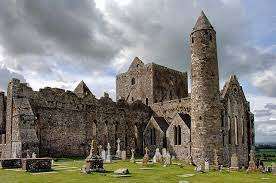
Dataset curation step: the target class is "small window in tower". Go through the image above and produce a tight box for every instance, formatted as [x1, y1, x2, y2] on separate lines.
[191, 37, 194, 43]
[131, 78, 135, 85]
[199, 116, 202, 120]
[146, 98, 149, 106]
[132, 97, 134, 101]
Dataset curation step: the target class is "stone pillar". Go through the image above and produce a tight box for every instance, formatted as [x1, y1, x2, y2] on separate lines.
[190, 11, 222, 166]
[0, 92, 5, 132]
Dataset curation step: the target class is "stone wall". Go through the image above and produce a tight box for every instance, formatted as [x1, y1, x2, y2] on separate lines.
[0, 92, 5, 133]
[1, 79, 153, 158]
[116, 57, 154, 105]
[152, 63, 188, 103]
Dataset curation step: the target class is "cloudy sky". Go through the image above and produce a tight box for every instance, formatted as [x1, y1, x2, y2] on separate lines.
[0, 0, 275, 143]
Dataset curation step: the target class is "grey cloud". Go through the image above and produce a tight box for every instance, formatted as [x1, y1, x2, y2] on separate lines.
[0, 0, 126, 70]
[264, 103, 276, 110]
[0, 66, 26, 92]
[254, 109, 272, 118]
[106, 0, 276, 90]
[255, 120, 276, 143]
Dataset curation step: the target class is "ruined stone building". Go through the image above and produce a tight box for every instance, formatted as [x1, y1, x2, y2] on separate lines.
[0, 11, 254, 167]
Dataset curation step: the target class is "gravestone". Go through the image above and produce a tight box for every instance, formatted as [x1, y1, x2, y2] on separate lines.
[106, 143, 112, 163]
[195, 164, 203, 173]
[116, 138, 122, 158]
[163, 152, 171, 167]
[162, 148, 167, 158]
[32, 152, 37, 158]
[130, 148, 135, 163]
[81, 140, 105, 173]
[153, 148, 162, 163]
[98, 145, 103, 156]
[230, 153, 239, 171]
[204, 160, 210, 172]
[246, 149, 257, 173]
[101, 150, 106, 162]
[121, 150, 127, 161]
[218, 165, 223, 172]
[142, 147, 149, 166]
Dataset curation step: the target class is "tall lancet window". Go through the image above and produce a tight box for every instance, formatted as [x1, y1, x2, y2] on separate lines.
[234, 116, 238, 145]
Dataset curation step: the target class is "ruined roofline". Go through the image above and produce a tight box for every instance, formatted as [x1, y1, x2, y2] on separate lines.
[117, 61, 188, 77]
[8, 78, 113, 101]
[148, 62, 187, 75]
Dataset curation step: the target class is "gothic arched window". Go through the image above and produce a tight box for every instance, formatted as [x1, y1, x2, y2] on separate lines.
[150, 128, 156, 145]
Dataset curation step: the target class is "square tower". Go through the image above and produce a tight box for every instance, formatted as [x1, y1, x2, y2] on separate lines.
[116, 57, 188, 106]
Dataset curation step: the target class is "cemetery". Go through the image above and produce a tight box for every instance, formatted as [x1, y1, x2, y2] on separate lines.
[0, 139, 276, 183]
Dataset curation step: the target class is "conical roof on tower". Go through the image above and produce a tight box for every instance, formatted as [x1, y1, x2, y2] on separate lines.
[193, 11, 214, 32]
[74, 80, 92, 97]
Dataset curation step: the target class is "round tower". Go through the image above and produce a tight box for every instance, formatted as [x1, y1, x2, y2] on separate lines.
[190, 11, 222, 166]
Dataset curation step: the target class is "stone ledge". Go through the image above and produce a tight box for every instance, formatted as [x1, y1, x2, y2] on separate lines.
[22, 158, 52, 172]
[0, 158, 22, 169]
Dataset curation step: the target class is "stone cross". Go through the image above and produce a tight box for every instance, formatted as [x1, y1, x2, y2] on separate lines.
[87, 140, 97, 159]
[106, 143, 112, 163]
[145, 147, 149, 156]
[116, 138, 122, 158]
[130, 148, 135, 163]
[142, 147, 149, 166]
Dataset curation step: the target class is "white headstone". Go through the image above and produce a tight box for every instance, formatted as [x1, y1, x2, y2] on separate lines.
[163, 151, 171, 167]
[162, 148, 167, 158]
[121, 150, 127, 161]
[106, 143, 112, 163]
[153, 148, 162, 163]
[32, 152, 37, 158]
[101, 150, 106, 161]
[195, 165, 202, 172]
[116, 138, 122, 158]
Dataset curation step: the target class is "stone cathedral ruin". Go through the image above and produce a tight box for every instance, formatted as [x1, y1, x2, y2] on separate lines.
[0, 12, 254, 167]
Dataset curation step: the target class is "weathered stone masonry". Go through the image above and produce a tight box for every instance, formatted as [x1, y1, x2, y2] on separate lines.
[0, 11, 254, 168]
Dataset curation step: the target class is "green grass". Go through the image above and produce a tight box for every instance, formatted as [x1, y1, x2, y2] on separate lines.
[256, 148, 276, 163]
[0, 159, 275, 183]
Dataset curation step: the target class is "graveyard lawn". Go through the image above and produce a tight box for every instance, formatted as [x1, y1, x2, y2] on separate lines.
[0, 159, 275, 183]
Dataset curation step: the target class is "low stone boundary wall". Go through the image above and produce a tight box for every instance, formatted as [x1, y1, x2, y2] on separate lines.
[0, 158, 22, 168]
[22, 158, 52, 172]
